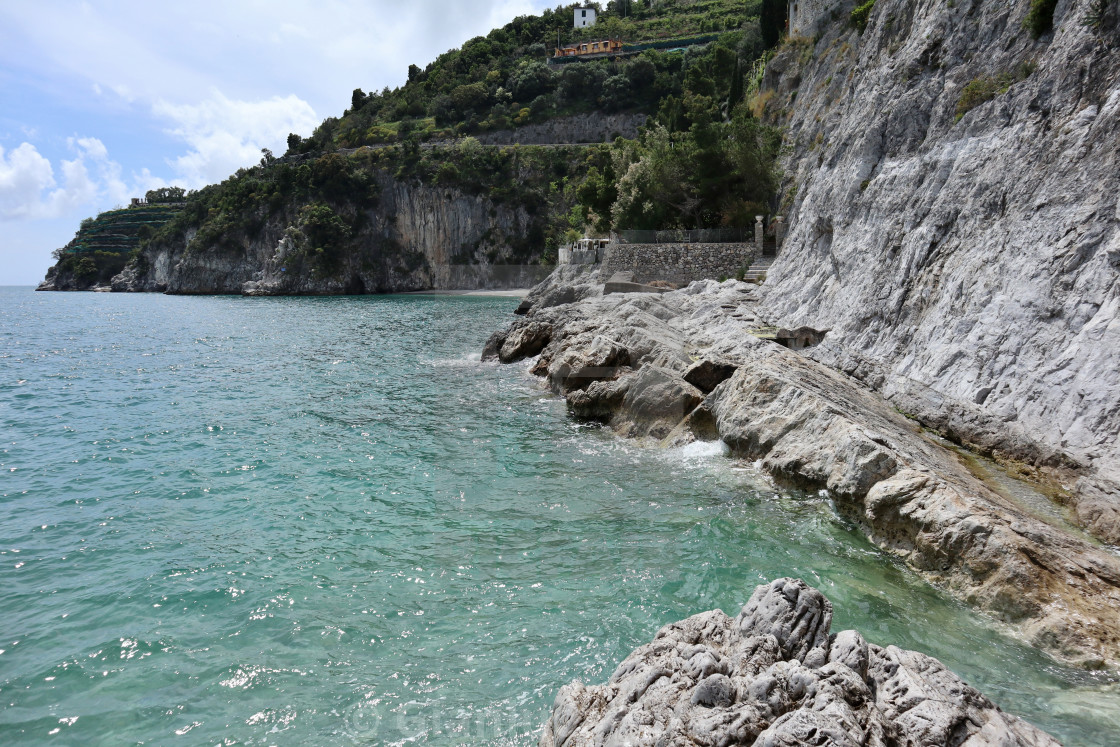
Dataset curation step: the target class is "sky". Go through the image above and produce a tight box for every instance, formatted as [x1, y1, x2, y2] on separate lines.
[0, 0, 558, 285]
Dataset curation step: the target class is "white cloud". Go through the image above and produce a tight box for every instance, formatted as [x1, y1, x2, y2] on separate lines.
[0, 0, 561, 283]
[153, 90, 320, 186]
[0, 143, 57, 219]
[72, 136, 107, 162]
[0, 137, 142, 220]
[0, 142, 88, 220]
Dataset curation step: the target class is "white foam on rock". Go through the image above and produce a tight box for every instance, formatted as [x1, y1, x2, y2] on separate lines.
[674, 439, 730, 459]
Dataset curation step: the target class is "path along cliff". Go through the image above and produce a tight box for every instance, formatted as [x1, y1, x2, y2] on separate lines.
[758, 0, 1120, 543]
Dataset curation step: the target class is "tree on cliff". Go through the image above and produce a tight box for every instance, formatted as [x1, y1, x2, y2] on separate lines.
[145, 186, 186, 203]
[597, 101, 780, 230]
[351, 88, 367, 113]
[760, 0, 786, 48]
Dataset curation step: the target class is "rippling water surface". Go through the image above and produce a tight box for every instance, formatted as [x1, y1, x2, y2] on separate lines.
[1, 286, 1117, 745]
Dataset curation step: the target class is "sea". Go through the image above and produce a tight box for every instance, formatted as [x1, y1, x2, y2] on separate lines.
[1, 285, 1117, 745]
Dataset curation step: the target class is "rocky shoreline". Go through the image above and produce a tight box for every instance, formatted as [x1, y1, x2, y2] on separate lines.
[484, 268, 1120, 671]
[540, 578, 1060, 746]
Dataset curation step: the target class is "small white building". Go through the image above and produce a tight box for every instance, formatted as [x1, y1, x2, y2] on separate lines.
[574, 6, 597, 28]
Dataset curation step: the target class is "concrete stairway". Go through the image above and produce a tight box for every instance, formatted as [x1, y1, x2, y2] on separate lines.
[742, 255, 775, 283]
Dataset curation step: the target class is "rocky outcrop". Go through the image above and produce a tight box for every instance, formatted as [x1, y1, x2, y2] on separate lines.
[487, 274, 1120, 668]
[38, 203, 183, 292]
[757, 0, 1120, 541]
[113, 172, 549, 295]
[540, 578, 1060, 747]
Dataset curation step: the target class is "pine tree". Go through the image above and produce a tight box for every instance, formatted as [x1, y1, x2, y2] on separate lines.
[760, 0, 786, 48]
[728, 58, 744, 110]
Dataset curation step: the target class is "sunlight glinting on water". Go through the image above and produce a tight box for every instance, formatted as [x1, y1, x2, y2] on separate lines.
[0, 288, 1116, 745]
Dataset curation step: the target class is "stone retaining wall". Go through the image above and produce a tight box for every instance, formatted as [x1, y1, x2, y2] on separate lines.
[602, 242, 757, 285]
[474, 113, 645, 145]
[789, 0, 839, 36]
[558, 246, 602, 264]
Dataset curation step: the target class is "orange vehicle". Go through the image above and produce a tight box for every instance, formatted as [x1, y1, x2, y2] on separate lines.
[553, 38, 624, 58]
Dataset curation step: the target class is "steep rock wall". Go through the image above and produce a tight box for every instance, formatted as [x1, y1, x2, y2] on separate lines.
[115, 173, 550, 295]
[759, 0, 1120, 539]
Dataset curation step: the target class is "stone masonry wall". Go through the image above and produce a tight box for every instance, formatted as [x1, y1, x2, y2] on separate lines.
[602, 242, 757, 285]
[559, 246, 602, 264]
[789, 0, 839, 37]
[474, 113, 646, 145]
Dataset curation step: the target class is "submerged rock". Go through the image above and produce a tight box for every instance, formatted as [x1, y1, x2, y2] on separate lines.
[540, 578, 1060, 747]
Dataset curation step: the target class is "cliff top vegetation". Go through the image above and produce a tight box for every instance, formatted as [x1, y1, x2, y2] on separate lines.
[289, 0, 776, 151]
[46, 0, 791, 287]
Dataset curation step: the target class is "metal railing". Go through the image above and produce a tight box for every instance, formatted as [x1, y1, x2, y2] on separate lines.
[615, 228, 751, 244]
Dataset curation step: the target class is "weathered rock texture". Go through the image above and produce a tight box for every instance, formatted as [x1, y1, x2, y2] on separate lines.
[113, 172, 550, 295]
[602, 243, 758, 285]
[758, 0, 1120, 542]
[486, 275, 1120, 668]
[540, 578, 1059, 747]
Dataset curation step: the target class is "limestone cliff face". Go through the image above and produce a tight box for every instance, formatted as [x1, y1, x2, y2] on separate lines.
[114, 173, 549, 296]
[759, 0, 1120, 538]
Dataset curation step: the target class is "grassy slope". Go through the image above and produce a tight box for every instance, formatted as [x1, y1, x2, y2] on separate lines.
[301, 0, 761, 149]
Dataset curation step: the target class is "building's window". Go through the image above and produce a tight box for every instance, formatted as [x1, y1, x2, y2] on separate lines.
[582, 10, 586, 17]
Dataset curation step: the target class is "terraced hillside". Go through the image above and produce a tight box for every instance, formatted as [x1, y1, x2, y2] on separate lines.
[40, 202, 183, 291]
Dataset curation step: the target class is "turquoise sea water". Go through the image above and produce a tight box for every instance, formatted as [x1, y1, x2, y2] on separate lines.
[0, 285, 1117, 746]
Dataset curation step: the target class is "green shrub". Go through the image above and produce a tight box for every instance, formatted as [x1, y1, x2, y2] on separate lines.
[851, 0, 876, 32]
[956, 75, 1010, 119]
[1082, 0, 1111, 28]
[298, 203, 353, 273]
[1023, 0, 1058, 37]
[955, 63, 1034, 120]
[74, 257, 98, 280]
